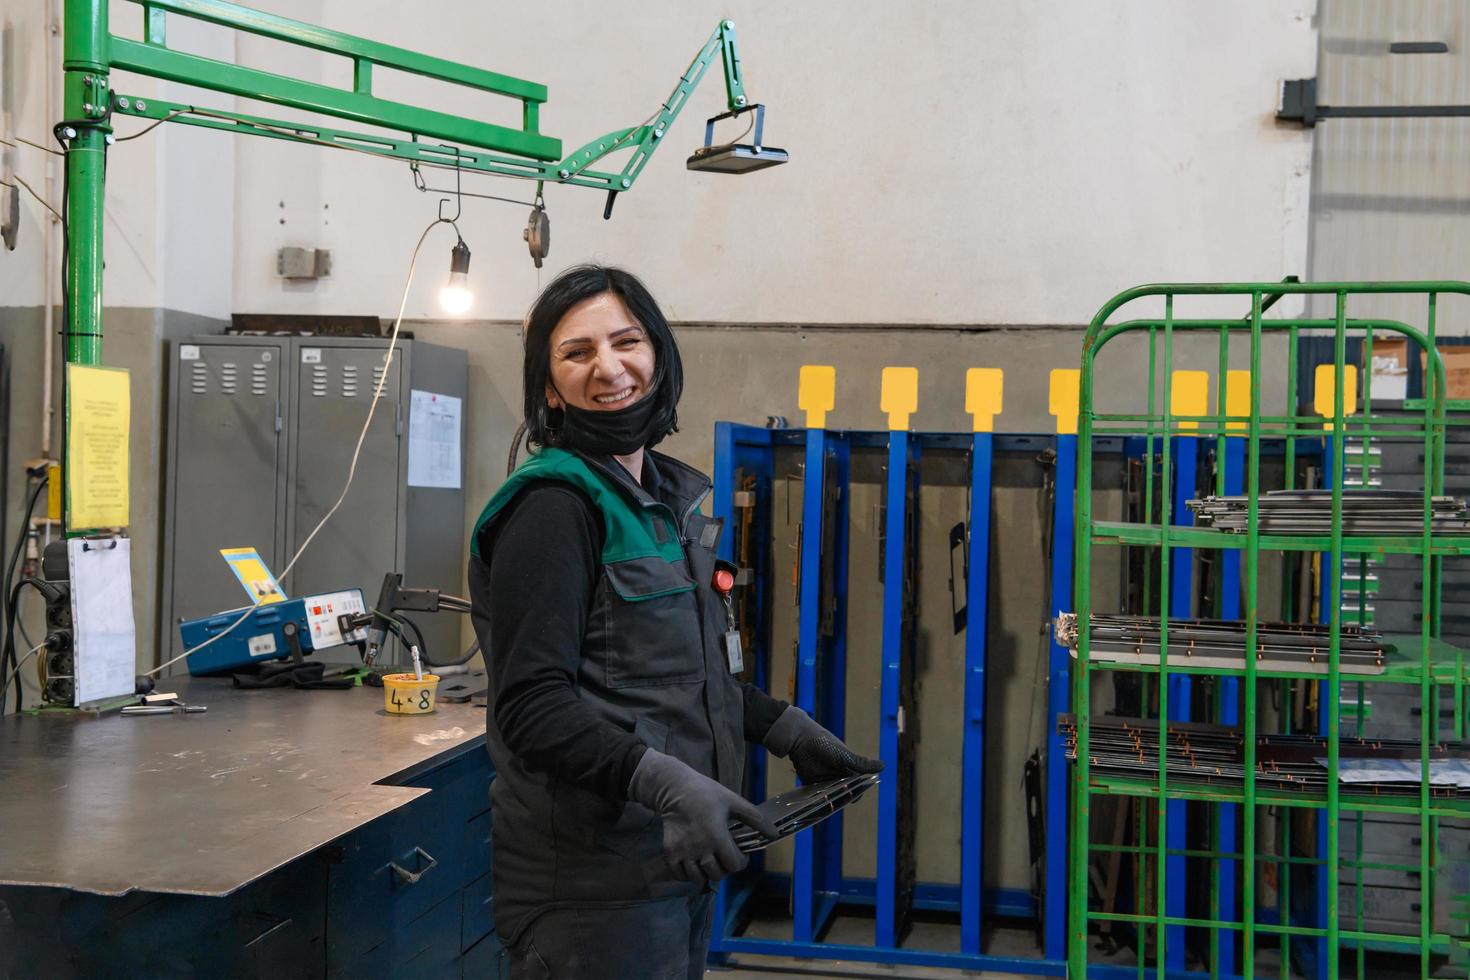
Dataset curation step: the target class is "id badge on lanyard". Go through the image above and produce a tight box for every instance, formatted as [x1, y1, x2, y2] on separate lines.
[713, 563, 743, 674]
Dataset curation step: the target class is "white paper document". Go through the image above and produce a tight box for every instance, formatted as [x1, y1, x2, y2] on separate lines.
[407, 389, 462, 489]
[69, 536, 137, 706]
[1320, 757, 1470, 789]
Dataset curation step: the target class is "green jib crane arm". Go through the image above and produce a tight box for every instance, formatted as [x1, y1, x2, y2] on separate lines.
[60, 0, 752, 368]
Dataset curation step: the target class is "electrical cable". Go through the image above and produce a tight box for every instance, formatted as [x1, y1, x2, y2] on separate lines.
[1, 477, 47, 714]
[388, 614, 478, 669]
[394, 614, 428, 662]
[704, 110, 755, 153]
[148, 215, 455, 677]
[0, 135, 64, 156]
[0, 174, 63, 223]
[421, 638, 478, 669]
[3, 580, 49, 714]
[0, 641, 48, 714]
[112, 109, 194, 142]
[16, 599, 34, 654]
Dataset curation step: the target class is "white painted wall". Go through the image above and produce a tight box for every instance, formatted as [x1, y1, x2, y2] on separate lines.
[0, 2, 61, 311]
[0, 2, 233, 317]
[3, 3, 1317, 324]
[223, 0, 1320, 326]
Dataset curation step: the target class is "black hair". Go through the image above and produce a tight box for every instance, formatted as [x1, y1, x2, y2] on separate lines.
[509, 264, 683, 473]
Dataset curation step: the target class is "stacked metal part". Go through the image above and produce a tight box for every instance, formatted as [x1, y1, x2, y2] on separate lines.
[729, 773, 880, 853]
[1059, 715, 1470, 799]
[1054, 613, 1389, 675]
[1186, 488, 1470, 535]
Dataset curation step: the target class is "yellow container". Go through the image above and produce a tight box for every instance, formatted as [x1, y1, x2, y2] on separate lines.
[382, 673, 440, 714]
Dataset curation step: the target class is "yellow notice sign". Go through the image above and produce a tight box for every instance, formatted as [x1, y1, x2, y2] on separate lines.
[66, 364, 130, 530]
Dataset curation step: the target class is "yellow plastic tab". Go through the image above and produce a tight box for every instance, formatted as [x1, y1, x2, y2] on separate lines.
[798, 365, 837, 429]
[1170, 370, 1209, 431]
[45, 462, 61, 522]
[1048, 369, 1081, 435]
[1225, 370, 1251, 432]
[965, 368, 1004, 433]
[880, 367, 920, 431]
[1313, 363, 1359, 430]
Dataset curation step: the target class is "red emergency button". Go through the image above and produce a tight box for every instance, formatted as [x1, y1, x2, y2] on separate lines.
[713, 568, 735, 595]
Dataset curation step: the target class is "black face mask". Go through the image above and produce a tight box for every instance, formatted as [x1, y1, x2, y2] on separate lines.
[558, 392, 664, 457]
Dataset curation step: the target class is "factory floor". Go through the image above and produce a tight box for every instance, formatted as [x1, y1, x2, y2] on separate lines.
[709, 915, 1049, 979]
[706, 913, 1322, 979]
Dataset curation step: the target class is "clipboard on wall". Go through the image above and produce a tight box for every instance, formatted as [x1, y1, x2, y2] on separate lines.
[68, 536, 136, 706]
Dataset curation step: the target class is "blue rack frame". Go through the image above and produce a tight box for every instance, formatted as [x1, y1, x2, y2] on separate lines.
[877, 428, 918, 945]
[961, 429, 995, 955]
[794, 426, 852, 940]
[710, 423, 1097, 975]
[1044, 431, 1077, 962]
[1217, 434, 1246, 978]
[1166, 435, 1201, 969]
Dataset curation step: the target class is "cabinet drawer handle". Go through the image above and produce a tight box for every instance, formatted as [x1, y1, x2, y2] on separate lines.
[388, 846, 438, 886]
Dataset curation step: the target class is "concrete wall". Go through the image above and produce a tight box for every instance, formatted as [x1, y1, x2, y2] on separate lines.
[0, 305, 226, 699]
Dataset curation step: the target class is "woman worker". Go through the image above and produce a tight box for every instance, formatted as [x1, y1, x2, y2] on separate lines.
[468, 265, 882, 979]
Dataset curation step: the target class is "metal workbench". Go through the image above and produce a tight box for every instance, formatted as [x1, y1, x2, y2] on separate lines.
[0, 678, 485, 896]
[0, 679, 500, 978]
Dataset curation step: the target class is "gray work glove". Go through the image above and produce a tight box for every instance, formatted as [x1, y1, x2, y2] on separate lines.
[628, 748, 779, 888]
[764, 706, 884, 785]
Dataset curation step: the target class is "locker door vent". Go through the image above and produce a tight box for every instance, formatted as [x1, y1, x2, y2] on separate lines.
[342, 364, 360, 399]
[190, 362, 208, 394]
[311, 365, 328, 397]
[251, 362, 269, 397]
[219, 362, 238, 395]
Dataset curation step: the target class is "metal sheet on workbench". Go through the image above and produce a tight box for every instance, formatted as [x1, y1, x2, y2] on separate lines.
[0, 678, 485, 897]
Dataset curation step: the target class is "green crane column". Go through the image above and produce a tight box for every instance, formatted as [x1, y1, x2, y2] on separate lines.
[62, 0, 108, 367]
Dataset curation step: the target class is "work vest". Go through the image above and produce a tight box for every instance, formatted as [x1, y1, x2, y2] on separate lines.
[470, 447, 745, 943]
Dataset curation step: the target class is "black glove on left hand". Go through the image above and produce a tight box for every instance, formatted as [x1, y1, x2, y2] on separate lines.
[763, 706, 884, 784]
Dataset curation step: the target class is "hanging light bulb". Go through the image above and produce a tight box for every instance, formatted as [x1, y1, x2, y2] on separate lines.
[439, 238, 473, 315]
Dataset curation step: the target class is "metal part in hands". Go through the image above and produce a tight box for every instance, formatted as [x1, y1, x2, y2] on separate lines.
[627, 749, 777, 888]
[765, 705, 884, 784]
[789, 728, 885, 785]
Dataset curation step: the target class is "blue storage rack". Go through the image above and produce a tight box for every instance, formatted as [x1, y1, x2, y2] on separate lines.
[710, 422, 1114, 975]
[708, 421, 1331, 976]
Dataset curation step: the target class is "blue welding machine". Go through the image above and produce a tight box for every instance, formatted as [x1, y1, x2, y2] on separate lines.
[178, 588, 368, 676]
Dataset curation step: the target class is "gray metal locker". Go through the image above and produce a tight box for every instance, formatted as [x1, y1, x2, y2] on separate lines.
[286, 342, 404, 664]
[161, 334, 467, 672]
[159, 337, 289, 667]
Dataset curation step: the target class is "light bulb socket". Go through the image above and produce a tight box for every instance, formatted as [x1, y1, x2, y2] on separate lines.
[449, 239, 471, 275]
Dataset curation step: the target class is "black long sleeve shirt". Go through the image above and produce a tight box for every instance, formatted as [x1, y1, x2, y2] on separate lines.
[469, 478, 788, 802]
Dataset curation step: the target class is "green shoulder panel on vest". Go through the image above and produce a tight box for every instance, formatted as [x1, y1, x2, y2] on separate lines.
[469, 447, 686, 569]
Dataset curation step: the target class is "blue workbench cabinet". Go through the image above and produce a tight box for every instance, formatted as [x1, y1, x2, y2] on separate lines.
[0, 745, 497, 978]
